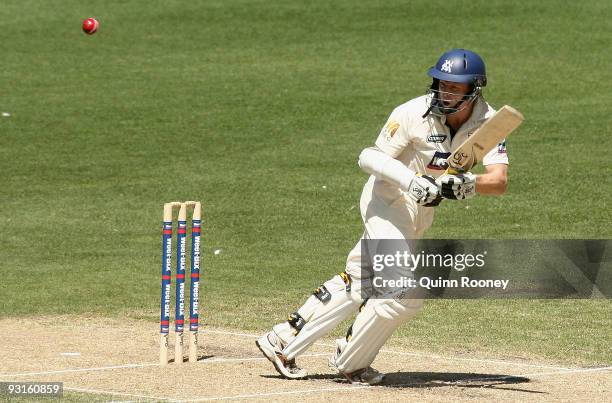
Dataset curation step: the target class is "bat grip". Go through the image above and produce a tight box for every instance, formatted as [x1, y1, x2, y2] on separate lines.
[439, 159, 465, 176]
[445, 167, 465, 176]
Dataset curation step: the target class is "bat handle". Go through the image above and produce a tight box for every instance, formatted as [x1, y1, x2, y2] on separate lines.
[445, 166, 465, 176]
[440, 159, 465, 176]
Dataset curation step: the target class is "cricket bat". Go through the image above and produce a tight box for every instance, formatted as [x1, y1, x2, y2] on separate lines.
[447, 105, 524, 173]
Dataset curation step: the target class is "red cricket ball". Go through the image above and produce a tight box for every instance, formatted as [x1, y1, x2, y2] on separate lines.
[82, 18, 99, 35]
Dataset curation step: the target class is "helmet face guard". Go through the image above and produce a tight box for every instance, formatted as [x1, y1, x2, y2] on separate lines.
[423, 49, 487, 117]
[425, 79, 482, 116]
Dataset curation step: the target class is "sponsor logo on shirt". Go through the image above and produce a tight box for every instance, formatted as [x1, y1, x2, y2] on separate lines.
[498, 140, 507, 154]
[427, 151, 451, 170]
[381, 121, 400, 141]
[427, 134, 447, 143]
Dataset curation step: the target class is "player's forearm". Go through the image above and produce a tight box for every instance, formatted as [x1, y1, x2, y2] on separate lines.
[475, 172, 507, 195]
[359, 147, 442, 206]
[358, 147, 415, 190]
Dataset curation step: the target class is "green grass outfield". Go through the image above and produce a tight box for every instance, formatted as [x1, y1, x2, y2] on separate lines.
[1, 0, 610, 367]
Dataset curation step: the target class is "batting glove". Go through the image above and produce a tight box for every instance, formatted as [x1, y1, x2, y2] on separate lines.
[436, 171, 477, 200]
[407, 174, 442, 206]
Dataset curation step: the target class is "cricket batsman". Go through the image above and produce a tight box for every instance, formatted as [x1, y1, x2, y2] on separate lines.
[257, 49, 510, 384]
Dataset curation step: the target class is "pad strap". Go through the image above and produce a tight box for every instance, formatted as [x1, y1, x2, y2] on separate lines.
[313, 285, 332, 303]
[340, 271, 352, 292]
[287, 312, 306, 333]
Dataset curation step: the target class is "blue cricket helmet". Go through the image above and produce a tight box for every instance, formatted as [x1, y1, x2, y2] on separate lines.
[427, 49, 487, 87]
[422, 49, 487, 117]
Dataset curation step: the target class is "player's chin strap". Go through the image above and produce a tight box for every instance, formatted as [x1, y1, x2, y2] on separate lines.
[422, 80, 481, 118]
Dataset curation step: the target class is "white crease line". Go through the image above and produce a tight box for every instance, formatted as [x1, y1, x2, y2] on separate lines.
[0, 329, 587, 379]
[0, 353, 329, 378]
[176, 385, 370, 402]
[519, 366, 612, 378]
[1, 359, 608, 402]
[0, 363, 157, 377]
[64, 385, 172, 401]
[428, 365, 612, 385]
[376, 348, 573, 371]
[172, 365, 612, 402]
[433, 366, 612, 385]
[202, 329, 573, 371]
[203, 352, 328, 364]
[3, 365, 609, 403]
[203, 329, 259, 338]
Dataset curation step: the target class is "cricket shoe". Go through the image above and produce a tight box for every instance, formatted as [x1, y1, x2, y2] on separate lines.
[328, 338, 385, 385]
[256, 331, 307, 379]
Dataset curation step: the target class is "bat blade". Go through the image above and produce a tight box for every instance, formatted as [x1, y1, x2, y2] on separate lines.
[448, 105, 524, 171]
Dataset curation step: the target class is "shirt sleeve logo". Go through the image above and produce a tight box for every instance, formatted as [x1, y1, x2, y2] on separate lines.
[498, 140, 507, 154]
[381, 121, 400, 141]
